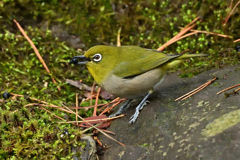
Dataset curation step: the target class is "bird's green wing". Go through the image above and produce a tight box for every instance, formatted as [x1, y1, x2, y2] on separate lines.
[113, 49, 180, 78]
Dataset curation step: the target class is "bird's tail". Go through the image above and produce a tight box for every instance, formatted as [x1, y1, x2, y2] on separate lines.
[165, 53, 208, 69]
[176, 53, 208, 59]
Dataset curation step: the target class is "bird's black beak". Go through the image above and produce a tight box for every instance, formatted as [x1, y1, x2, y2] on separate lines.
[70, 55, 90, 65]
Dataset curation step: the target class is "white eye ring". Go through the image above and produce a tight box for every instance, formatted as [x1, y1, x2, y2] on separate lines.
[93, 53, 102, 62]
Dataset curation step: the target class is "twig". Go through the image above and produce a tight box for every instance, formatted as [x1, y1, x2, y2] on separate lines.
[99, 100, 123, 116]
[68, 98, 125, 110]
[94, 137, 103, 147]
[76, 93, 79, 125]
[175, 83, 207, 101]
[93, 87, 101, 116]
[98, 97, 121, 111]
[10, 109, 18, 115]
[224, 0, 240, 25]
[58, 114, 125, 123]
[183, 16, 200, 29]
[66, 79, 93, 92]
[10, 93, 124, 146]
[117, 27, 122, 46]
[235, 87, 240, 92]
[40, 107, 66, 121]
[217, 83, 240, 94]
[179, 49, 190, 54]
[99, 129, 116, 135]
[60, 103, 125, 146]
[11, 93, 72, 114]
[81, 123, 101, 133]
[13, 19, 61, 91]
[157, 17, 200, 51]
[180, 28, 232, 38]
[175, 77, 217, 101]
[234, 39, 240, 43]
[169, 31, 198, 44]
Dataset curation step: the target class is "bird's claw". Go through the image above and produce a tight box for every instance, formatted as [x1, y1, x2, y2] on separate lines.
[108, 113, 118, 118]
[129, 98, 150, 124]
[129, 110, 140, 124]
[108, 99, 133, 118]
[139, 100, 150, 110]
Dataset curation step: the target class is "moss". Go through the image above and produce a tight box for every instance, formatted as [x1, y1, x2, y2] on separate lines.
[1, 0, 240, 158]
[0, 102, 84, 159]
[202, 108, 240, 137]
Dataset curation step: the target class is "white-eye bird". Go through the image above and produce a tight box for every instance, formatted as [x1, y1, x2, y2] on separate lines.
[71, 45, 207, 123]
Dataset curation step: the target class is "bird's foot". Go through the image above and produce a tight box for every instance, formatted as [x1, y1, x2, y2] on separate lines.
[128, 91, 152, 124]
[139, 100, 150, 110]
[129, 100, 150, 123]
[108, 113, 117, 118]
[108, 99, 132, 118]
[129, 109, 140, 124]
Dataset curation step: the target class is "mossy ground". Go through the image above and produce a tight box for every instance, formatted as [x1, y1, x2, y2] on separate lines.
[0, 0, 240, 159]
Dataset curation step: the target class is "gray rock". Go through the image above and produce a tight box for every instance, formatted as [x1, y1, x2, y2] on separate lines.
[72, 135, 97, 160]
[100, 65, 240, 160]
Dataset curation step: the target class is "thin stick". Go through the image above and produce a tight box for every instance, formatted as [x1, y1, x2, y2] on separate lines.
[117, 27, 122, 46]
[93, 87, 101, 116]
[235, 87, 240, 92]
[179, 49, 190, 54]
[40, 107, 66, 121]
[81, 123, 101, 133]
[185, 29, 232, 38]
[184, 77, 217, 100]
[10, 109, 18, 115]
[182, 17, 200, 30]
[95, 137, 103, 147]
[217, 84, 240, 94]
[157, 18, 199, 51]
[224, 0, 240, 24]
[98, 97, 121, 112]
[10, 92, 124, 146]
[11, 93, 53, 105]
[13, 19, 61, 91]
[99, 100, 122, 116]
[175, 83, 207, 101]
[81, 95, 96, 104]
[23, 103, 72, 113]
[60, 103, 125, 146]
[58, 114, 125, 123]
[175, 77, 217, 101]
[234, 39, 240, 43]
[11, 93, 73, 113]
[99, 129, 116, 135]
[69, 98, 125, 110]
[76, 93, 79, 125]
[167, 31, 198, 46]
[181, 81, 210, 101]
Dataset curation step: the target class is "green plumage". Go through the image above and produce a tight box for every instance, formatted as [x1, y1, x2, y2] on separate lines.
[72, 45, 208, 123]
[83, 45, 207, 83]
[113, 46, 180, 78]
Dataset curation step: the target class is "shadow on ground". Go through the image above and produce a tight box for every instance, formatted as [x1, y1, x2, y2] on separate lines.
[99, 65, 240, 160]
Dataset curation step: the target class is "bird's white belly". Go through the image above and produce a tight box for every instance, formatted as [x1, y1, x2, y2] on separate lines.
[101, 68, 166, 99]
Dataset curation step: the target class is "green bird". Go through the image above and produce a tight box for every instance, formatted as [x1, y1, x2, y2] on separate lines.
[70, 45, 207, 123]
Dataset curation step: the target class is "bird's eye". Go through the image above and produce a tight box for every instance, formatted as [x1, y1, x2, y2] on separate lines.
[93, 53, 102, 62]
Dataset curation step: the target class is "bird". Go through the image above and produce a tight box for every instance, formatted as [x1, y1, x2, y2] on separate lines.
[70, 45, 207, 123]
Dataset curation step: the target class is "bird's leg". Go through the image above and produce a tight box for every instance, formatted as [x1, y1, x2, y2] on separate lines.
[129, 90, 152, 124]
[109, 99, 133, 118]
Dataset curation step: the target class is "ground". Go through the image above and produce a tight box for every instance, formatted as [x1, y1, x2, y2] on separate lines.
[1, 0, 240, 159]
[100, 65, 240, 160]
